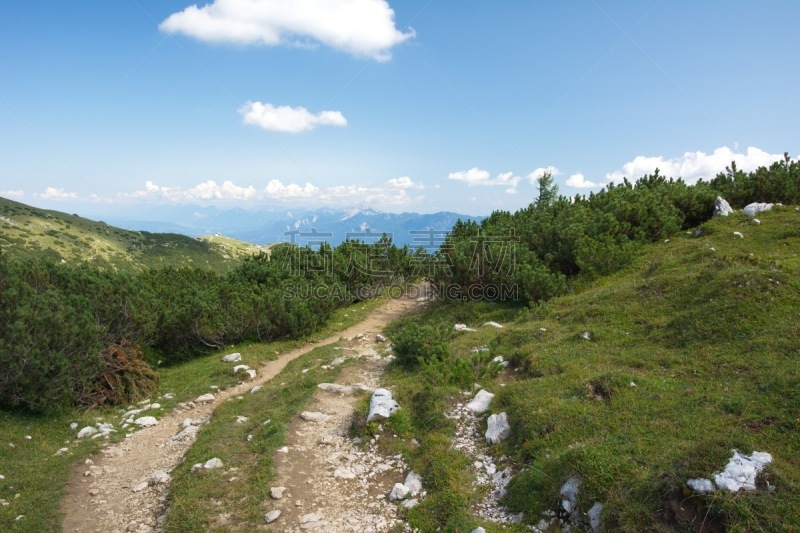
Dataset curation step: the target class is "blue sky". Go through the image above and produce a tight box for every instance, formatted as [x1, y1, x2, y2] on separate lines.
[1, 0, 798, 217]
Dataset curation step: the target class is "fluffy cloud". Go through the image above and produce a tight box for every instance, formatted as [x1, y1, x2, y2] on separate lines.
[386, 176, 423, 189]
[525, 166, 560, 183]
[448, 168, 521, 192]
[160, 0, 414, 61]
[264, 179, 319, 198]
[38, 187, 77, 200]
[0, 190, 24, 199]
[239, 101, 347, 133]
[565, 173, 600, 188]
[606, 146, 786, 184]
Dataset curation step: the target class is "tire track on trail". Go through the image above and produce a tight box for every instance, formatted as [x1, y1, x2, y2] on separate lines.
[60, 290, 427, 533]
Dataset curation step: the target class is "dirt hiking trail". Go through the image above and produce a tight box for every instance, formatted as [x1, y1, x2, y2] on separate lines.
[60, 289, 426, 532]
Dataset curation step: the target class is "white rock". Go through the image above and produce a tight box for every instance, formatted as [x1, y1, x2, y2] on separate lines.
[221, 352, 241, 363]
[687, 478, 715, 494]
[235, 416, 249, 424]
[483, 321, 504, 328]
[232, 364, 251, 375]
[743, 202, 773, 216]
[733, 231, 744, 238]
[329, 357, 346, 367]
[485, 413, 511, 444]
[121, 409, 143, 419]
[367, 388, 400, 422]
[77, 426, 97, 439]
[471, 528, 486, 533]
[196, 393, 215, 403]
[265, 510, 281, 523]
[300, 411, 331, 423]
[150, 471, 170, 485]
[587, 501, 603, 532]
[163, 393, 174, 400]
[713, 196, 735, 216]
[466, 390, 495, 414]
[581, 331, 592, 340]
[277, 446, 289, 453]
[333, 467, 356, 479]
[245, 369, 257, 380]
[752, 218, 761, 225]
[713, 450, 772, 492]
[560, 476, 580, 514]
[493, 355, 510, 368]
[454, 323, 477, 332]
[404, 471, 423, 495]
[270, 486, 287, 500]
[132, 482, 149, 493]
[54, 448, 69, 456]
[402, 498, 419, 509]
[250, 385, 262, 393]
[69, 422, 78, 430]
[204, 458, 224, 470]
[134, 416, 158, 428]
[171, 425, 199, 442]
[0, 475, 4, 480]
[300, 513, 321, 524]
[389, 482, 410, 501]
[375, 334, 387, 342]
[190, 463, 204, 473]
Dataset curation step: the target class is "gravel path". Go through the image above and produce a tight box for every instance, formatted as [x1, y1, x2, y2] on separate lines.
[60, 292, 426, 533]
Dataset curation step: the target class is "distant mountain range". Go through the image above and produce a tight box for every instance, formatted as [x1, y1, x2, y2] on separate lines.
[106, 204, 484, 248]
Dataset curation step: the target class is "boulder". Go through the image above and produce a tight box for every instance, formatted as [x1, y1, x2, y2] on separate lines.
[687, 478, 714, 494]
[466, 390, 495, 414]
[270, 486, 287, 500]
[150, 471, 170, 485]
[587, 501, 603, 532]
[713, 450, 772, 492]
[232, 364, 251, 375]
[196, 393, 215, 403]
[713, 196, 735, 216]
[221, 353, 241, 363]
[485, 413, 511, 444]
[375, 334, 387, 342]
[366, 389, 399, 422]
[743, 202, 773, 216]
[265, 510, 281, 523]
[560, 476, 580, 514]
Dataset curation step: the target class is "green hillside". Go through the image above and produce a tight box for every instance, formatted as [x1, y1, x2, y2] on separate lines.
[383, 206, 800, 531]
[0, 197, 261, 273]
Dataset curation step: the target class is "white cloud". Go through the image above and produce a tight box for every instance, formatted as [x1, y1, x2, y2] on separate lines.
[160, 0, 414, 61]
[565, 173, 600, 188]
[386, 176, 423, 189]
[264, 179, 319, 198]
[38, 187, 77, 200]
[606, 146, 786, 184]
[525, 166, 561, 183]
[239, 101, 347, 133]
[448, 168, 521, 191]
[0, 190, 24, 199]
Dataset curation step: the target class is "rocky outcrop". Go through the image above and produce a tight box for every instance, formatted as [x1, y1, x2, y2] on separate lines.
[714, 196, 735, 216]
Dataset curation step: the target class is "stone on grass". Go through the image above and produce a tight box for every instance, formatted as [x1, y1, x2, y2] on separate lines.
[581, 331, 592, 340]
[743, 202, 773, 216]
[270, 486, 287, 500]
[403, 498, 419, 509]
[196, 393, 215, 403]
[232, 364, 251, 375]
[76, 427, 97, 439]
[687, 478, 715, 494]
[713, 196, 735, 216]
[221, 352, 241, 362]
[367, 389, 400, 422]
[134, 416, 158, 428]
[733, 231, 744, 238]
[204, 458, 224, 470]
[483, 321, 504, 328]
[471, 528, 486, 533]
[301, 411, 331, 423]
[587, 501, 603, 532]
[404, 471, 423, 495]
[454, 323, 477, 332]
[69, 422, 78, 430]
[265, 510, 281, 523]
[560, 477, 580, 514]
[713, 450, 772, 492]
[485, 412, 511, 444]
[466, 390, 495, 414]
[389, 482, 410, 501]
[250, 385, 262, 393]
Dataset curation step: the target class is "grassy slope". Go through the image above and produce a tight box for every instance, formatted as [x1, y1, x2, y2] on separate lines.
[383, 207, 800, 531]
[0, 197, 259, 273]
[0, 300, 379, 532]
